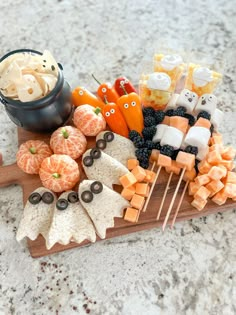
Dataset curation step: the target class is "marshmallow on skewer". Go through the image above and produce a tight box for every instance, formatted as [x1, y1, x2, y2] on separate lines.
[160, 126, 184, 150]
[153, 124, 168, 143]
[211, 108, 224, 131]
[184, 126, 211, 149]
[194, 94, 217, 116]
[176, 89, 199, 114]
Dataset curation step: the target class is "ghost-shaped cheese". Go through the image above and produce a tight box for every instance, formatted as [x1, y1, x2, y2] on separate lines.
[46, 191, 96, 249]
[16, 187, 56, 242]
[194, 94, 217, 116]
[79, 180, 129, 239]
[176, 89, 199, 113]
[96, 131, 136, 166]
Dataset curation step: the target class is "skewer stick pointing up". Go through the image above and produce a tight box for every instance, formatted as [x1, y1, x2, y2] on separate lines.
[171, 180, 189, 228]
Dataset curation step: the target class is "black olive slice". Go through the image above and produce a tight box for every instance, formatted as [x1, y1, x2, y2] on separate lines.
[96, 139, 107, 150]
[90, 148, 101, 159]
[83, 156, 94, 167]
[29, 192, 41, 205]
[68, 191, 78, 203]
[90, 181, 103, 194]
[42, 192, 54, 204]
[103, 131, 114, 142]
[56, 198, 68, 210]
[81, 190, 93, 203]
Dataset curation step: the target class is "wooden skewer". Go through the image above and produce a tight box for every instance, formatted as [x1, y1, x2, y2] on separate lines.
[162, 167, 186, 231]
[156, 172, 173, 220]
[170, 180, 189, 229]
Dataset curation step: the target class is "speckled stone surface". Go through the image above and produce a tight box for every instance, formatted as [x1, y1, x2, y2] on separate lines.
[0, 1, 236, 314]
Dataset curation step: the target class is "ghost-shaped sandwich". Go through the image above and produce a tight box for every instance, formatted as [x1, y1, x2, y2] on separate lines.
[79, 180, 129, 239]
[82, 147, 129, 189]
[95, 131, 136, 166]
[176, 89, 199, 113]
[194, 93, 217, 116]
[16, 187, 56, 242]
[46, 191, 96, 249]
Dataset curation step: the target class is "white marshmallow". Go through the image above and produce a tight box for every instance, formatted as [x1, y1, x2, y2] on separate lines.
[192, 67, 213, 87]
[176, 89, 198, 114]
[196, 145, 209, 161]
[146, 72, 171, 91]
[194, 94, 217, 116]
[184, 126, 211, 149]
[160, 126, 184, 149]
[211, 108, 224, 131]
[166, 93, 179, 110]
[152, 124, 168, 142]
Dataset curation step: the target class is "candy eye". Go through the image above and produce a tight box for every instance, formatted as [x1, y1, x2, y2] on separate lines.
[124, 78, 129, 84]
[124, 103, 129, 109]
[131, 101, 136, 106]
[79, 90, 83, 96]
[120, 80, 125, 86]
[192, 94, 195, 97]
[110, 108, 115, 114]
[105, 112, 110, 117]
[102, 87, 107, 93]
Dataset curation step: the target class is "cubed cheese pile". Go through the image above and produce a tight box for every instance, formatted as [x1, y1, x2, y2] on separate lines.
[119, 159, 155, 222]
[189, 133, 236, 211]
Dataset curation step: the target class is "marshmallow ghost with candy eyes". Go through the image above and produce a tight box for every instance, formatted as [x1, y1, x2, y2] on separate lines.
[194, 93, 217, 116]
[176, 89, 199, 113]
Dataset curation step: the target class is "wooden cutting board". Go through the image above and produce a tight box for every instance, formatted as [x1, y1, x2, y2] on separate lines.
[0, 127, 235, 258]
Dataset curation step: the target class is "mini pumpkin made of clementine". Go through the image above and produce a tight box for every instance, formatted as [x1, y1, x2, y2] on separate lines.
[16, 140, 52, 174]
[73, 104, 106, 136]
[39, 154, 80, 192]
[50, 126, 87, 160]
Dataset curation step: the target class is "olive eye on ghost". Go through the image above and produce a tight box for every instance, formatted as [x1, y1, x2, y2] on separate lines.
[131, 101, 136, 106]
[124, 103, 129, 109]
[110, 109, 115, 114]
[105, 112, 110, 117]
[102, 88, 107, 93]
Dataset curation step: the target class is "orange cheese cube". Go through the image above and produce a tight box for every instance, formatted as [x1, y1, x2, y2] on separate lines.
[194, 117, 211, 129]
[221, 146, 236, 160]
[207, 150, 222, 165]
[212, 191, 227, 205]
[127, 159, 139, 170]
[195, 174, 210, 186]
[209, 144, 223, 153]
[130, 194, 145, 210]
[166, 160, 181, 175]
[211, 134, 223, 145]
[150, 149, 160, 163]
[135, 183, 150, 197]
[223, 183, 236, 198]
[131, 166, 146, 182]
[121, 186, 136, 201]
[169, 116, 189, 133]
[158, 154, 172, 167]
[225, 171, 236, 184]
[144, 170, 156, 183]
[162, 116, 170, 125]
[191, 198, 207, 211]
[124, 207, 139, 223]
[176, 151, 195, 171]
[183, 168, 197, 182]
[205, 180, 224, 197]
[198, 159, 211, 174]
[119, 172, 137, 188]
[221, 160, 235, 171]
[217, 165, 228, 178]
[208, 166, 227, 181]
[194, 186, 211, 201]
[188, 182, 201, 196]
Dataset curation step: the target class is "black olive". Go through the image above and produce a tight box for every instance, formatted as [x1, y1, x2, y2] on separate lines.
[29, 192, 41, 205]
[103, 131, 114, 142]
[42, 192, 54, 204]
[90, 148, 101, 159]
[83, 156, 94, 167]
[68, 191, 78, 203]
[81, 190, 93, 203]
[90, 181, 103, 194]
[56, 198, 68, 210]
[96, 139, 107, 150]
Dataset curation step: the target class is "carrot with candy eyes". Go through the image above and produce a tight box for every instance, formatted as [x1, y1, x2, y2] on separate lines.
[102, 97, 129, 138]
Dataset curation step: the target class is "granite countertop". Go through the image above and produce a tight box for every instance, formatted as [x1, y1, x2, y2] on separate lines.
[0, 0, 235, 314]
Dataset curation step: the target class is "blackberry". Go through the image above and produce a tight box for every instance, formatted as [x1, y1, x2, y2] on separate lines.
[184, 145, 198, 156]
[133, 136, 145, 148]
[155, 110, 165, 124]
[154, 141, 161, 150]
[184, 113, 195, 126]
[197, 111, 211, 121]
[195, 159, 200, 173]
[210, 124, 214, 136]
[160, 145, 175, 157]
[135, 148, 151, 161]
[139, 160, 150, 169]
[142, 126, 156, 140]
[174, 106, 186, 117]
[172, 149, 180, 160]
[145, 140, 156, 150]
[143, 107, 155, 117]
[144, 116, 156, 127]
[165, 109, 175, 117]
[129, 130, 140, 141]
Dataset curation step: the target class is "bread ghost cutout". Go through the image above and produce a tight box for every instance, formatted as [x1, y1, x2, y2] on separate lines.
[82, 147, 128, 189]
[96, 131, 136, 166]
[79, 180, 129, 239]
[46, 191, 96, 249]
[16, 187, 56, 242]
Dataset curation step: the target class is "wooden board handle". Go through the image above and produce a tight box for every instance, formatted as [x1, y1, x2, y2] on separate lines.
[0, 163, 24, 187]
